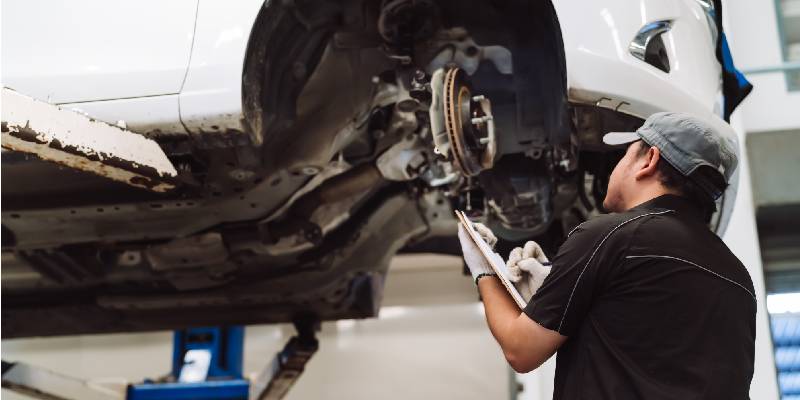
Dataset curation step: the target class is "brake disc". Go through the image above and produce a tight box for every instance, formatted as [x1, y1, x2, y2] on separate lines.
[442, 67, 496, 177]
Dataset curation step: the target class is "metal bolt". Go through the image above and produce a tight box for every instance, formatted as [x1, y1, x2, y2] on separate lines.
[300, 166, 321, 176]
[472, 95, 485, 102]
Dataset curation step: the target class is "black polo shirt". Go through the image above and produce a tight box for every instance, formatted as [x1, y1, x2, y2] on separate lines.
[524, 194, 756, 399]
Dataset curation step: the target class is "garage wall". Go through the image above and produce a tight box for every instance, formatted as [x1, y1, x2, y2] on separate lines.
[727, 0, 800, 133]
[747, 129, 800, 208]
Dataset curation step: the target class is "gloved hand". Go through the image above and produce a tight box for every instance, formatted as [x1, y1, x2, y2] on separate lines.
[506, 240, 552, 301]
[473, 222, 498, 249]
[458, 224, 496, 284]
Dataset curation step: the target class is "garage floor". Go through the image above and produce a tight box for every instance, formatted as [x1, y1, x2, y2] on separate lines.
[1, 255, 512, 400]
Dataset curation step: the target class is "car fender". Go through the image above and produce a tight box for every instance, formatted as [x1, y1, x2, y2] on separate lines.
[178, 0, 265, 136]
[553, 0, 722, 119]
[553, 0, 737, 236]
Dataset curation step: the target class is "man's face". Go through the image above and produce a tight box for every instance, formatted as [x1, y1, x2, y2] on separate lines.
[603, 141, 645, 212]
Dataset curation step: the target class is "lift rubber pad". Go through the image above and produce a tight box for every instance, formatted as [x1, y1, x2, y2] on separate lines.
[1, 88, 177, 192]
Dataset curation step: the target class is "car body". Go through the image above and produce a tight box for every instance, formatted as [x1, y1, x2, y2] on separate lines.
[1, 0, 739, 338]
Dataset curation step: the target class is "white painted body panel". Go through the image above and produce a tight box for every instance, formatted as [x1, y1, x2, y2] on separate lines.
[1, 0, 197, 104]
[553, 0, 722, 118]
[61, 95, 187, 137]
[178, 0, 265, 135]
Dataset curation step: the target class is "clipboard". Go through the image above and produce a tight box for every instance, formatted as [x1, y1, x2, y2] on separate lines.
[455, 210, 527, 308]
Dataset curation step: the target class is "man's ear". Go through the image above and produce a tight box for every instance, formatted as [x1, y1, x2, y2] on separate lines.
[634, 146, 661, 181]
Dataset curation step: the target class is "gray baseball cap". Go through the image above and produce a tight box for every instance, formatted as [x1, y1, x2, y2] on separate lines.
[602, 112, 738, 200]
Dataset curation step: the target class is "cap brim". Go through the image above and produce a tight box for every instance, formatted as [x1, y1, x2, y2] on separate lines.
[602, 131, 640, 146]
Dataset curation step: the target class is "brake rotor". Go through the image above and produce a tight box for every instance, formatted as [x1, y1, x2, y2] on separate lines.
[442, 67, 495, 177]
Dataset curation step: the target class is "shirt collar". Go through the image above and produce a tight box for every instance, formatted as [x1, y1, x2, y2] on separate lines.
[629, 194, 705, 221]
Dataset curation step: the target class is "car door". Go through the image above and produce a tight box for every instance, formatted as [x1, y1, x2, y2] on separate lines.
[1, 0, 198, 104]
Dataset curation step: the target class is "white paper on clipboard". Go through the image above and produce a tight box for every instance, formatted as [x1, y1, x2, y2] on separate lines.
[455, 210, 527, 308]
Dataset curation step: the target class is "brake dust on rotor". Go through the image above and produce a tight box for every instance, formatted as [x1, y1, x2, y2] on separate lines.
[429, 67, 496, 177]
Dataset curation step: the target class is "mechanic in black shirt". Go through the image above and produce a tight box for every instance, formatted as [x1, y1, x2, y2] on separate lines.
[458, 112, 756, 399]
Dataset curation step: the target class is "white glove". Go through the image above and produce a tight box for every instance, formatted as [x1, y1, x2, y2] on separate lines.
[458, 224, 495, 284]
[506, 241, 551, 301]
[473, 222, 498, 249]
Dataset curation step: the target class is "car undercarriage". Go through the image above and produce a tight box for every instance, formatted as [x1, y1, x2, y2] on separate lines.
[2, 0, 654, 338]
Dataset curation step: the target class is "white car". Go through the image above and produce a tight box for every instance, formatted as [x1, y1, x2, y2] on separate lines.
[0, 0, 740, 337]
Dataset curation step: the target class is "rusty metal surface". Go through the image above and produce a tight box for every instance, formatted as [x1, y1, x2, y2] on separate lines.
[1, 88, 178, 192]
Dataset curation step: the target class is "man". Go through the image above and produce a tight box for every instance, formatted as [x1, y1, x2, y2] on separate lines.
[459, 112, 756, 399]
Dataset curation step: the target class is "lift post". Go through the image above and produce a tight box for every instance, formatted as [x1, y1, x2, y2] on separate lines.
[127, 326, 249, 400]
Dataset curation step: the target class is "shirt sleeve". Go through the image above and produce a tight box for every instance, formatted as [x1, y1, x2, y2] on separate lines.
[523, 216, 630, 336]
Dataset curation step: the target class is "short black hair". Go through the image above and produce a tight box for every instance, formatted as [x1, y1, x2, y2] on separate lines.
[637, 141, 722, 222]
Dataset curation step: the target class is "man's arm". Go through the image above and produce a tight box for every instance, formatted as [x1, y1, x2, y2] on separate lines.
[463, 215, 625, 373]
[458, 223, 565, 372]
[477, 276, 566, 373]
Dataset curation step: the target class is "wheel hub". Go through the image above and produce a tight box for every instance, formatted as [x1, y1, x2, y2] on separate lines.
[442, 67, 496, 177]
